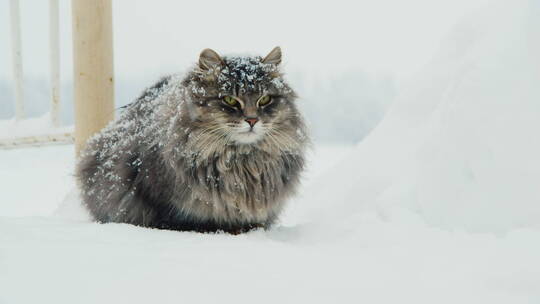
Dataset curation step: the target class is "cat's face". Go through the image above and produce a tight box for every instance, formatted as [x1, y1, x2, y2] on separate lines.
[182, 47, 305, 149]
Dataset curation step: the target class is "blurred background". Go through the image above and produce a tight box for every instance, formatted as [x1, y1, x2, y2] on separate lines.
[0, 0, 493, 143]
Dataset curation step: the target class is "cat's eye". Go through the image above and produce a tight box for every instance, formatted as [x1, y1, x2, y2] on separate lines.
[258, 95, 272, 107]
[223, 96, 238, 106]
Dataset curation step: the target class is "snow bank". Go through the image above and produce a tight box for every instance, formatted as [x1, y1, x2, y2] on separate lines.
[303, 0, 540, 233]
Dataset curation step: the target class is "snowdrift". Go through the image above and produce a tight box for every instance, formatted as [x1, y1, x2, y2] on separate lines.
[303, 0, 540, 233]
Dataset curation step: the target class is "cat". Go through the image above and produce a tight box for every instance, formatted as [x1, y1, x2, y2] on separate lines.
[76, 47, 309, 234]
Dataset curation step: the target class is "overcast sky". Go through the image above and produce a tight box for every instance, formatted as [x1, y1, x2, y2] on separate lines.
[0, 0, 494, 86]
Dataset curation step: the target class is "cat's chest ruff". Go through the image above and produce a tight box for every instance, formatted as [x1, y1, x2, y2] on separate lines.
[215, 150, 279, 182]
[182, 150, 288, 225]
[192, 148, 285, 194]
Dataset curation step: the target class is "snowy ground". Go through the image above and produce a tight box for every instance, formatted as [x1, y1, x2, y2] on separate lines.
[1, 144, 538, 303]
[2, 0, 540, 303]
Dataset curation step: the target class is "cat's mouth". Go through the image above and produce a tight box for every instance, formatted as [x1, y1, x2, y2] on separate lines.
[239, 129, 256, 134]
[227, 120, 266, 145]
[232, 128, 265, 144]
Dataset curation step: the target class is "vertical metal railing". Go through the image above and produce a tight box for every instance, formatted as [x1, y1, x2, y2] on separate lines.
[49, 0, 61, 127]
[2, 0, 72, 148]
[9, 0, 24, 121]
[4, 0, 114, 149]
[8, 0, 61, 126]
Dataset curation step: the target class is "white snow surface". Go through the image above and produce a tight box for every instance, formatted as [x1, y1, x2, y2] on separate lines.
[1, 1, 540, 303]
[302, 0, 540, 234]
[0, 114, 73, 140]
[3, 145, 537, 304]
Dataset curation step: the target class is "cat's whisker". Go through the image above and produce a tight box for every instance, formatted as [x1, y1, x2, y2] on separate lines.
[194, 129, 230, 153]
[266, 131, 293, 152]
[192, 125, 231, 145]
[267, 127, 298, 151]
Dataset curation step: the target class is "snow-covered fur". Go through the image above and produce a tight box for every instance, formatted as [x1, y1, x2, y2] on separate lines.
[76, 47, 309, 233]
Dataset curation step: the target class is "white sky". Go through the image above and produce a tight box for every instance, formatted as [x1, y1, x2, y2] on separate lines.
[0, 0, 494, 87]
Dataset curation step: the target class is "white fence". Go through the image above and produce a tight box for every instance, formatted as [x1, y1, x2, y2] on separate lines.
[1, 0, 73, 148]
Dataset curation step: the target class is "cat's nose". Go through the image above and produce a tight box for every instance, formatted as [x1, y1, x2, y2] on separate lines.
[245, 118, 259, 128]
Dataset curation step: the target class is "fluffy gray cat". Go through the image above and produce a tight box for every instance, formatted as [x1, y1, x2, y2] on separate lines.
[76, 47, 309, 233]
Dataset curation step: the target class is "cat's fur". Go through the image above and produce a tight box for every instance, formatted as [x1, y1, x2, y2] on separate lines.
[76, 47, 309, 233]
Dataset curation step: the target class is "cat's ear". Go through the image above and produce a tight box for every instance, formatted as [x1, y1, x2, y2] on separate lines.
[199, 48, 224, 70]
[262, 46, 282, 65]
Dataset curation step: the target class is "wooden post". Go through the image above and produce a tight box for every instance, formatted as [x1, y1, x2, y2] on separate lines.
[10, 0, 24, 121]
[72, 0, 114, 155]
[49, 0, 61, 127]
